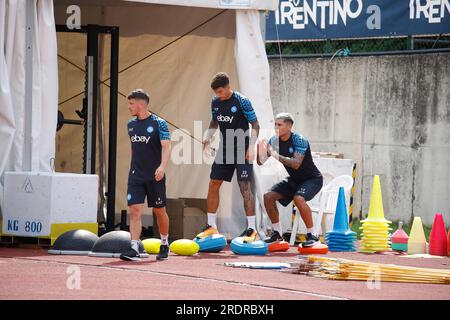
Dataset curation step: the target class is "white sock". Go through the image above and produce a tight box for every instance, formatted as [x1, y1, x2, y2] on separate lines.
[306, 227, 315, 235]
[207, 212, 217, 228]
[131, 240, 140, 253]
[272, 222, 282, 235]
[247, 215, 256, 230]
[160, 234, 168, 245]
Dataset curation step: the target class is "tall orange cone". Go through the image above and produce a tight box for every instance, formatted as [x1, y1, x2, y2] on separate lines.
[429, 213, 447, 256]
[408, 217, 427, 255]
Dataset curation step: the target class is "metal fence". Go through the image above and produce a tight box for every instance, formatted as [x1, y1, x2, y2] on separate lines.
[266, 35, 450, 58]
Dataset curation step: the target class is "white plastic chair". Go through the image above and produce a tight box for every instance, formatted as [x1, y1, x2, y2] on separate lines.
[289, 174, 354, 245]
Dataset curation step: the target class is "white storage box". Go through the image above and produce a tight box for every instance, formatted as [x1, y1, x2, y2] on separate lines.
[2, 172, 98, 237]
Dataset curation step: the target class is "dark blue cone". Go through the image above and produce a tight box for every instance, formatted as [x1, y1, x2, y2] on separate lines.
[325, 187, 357, 252]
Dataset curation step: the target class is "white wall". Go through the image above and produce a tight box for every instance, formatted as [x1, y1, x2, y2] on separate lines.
[269, 53, 450, 227]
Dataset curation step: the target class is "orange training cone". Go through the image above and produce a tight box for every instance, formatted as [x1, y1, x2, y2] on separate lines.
[429, 213, 447, 256]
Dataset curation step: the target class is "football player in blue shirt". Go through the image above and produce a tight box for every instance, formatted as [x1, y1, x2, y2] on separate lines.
[120, 89, 171, 261]
[258, 113, 323, 247]
[196, 72, 260, 242]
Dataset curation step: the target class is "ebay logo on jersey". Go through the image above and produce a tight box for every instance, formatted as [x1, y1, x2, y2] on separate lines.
[131, 134, 150, 144]
[216, 114, 234, 123]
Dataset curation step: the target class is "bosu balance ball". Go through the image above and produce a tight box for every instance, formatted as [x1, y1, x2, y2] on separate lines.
[142, 238, 161, 254]
[298, 243, 329, 255]
[170, 239, 199, 256]
[193, 234, 227, 252]
[268, 241, 290, 252]
[230, 237, 268, 255]
[88, 230, 148, 258]
[48, 229, 99, 255]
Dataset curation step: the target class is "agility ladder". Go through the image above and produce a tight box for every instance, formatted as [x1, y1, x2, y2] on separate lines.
[285, 256, 450, 285]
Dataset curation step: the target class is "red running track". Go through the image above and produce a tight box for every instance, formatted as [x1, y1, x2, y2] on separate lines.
[0, 246, 449, 300]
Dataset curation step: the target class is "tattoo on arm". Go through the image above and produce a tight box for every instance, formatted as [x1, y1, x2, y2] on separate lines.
[276, 152, 304, 170]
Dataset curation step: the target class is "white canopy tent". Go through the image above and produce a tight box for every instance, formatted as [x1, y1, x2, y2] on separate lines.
[0, 0, 293, 239]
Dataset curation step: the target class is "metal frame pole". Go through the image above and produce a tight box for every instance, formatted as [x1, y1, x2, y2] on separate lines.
[106, 27, 119, 231]
[86, 25, 99, 175]
[23, 0, 34, 171]
[85, 56, 94, 174]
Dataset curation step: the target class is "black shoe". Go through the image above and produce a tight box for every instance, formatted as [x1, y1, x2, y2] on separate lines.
[264, 230, 283, 244]
[195, 224, 219, 239]
[240, 227, 254, 237]
[240, 228, 259, 243]
[157, 244, 169, 260]
[120, 248, 141, 262]
[302, 233, 320, 248]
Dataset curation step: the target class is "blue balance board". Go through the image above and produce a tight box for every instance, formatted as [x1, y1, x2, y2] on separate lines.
[230, 237, 268, 255]
[194, 234, 227, 252]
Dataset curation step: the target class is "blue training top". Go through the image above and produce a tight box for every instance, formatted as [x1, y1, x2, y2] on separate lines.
[269, 132, 322, 182]
[127, 114, 170, 181]
[211, 91, 257, 162]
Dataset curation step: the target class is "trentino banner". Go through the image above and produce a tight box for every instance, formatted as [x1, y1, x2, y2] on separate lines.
[266, 0, 450, 41]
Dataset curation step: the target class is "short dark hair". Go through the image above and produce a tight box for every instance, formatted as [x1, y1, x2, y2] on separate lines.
[210, 72, 230, 90]
[275, 112, 294, 125]
[127, 89, 150, 105]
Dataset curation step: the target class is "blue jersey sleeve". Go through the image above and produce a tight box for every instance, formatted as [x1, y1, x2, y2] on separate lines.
[127, 117, 136, 132]
[268, 136, 276, 146]
[211, 97, 218, 121]
[236, 93, 257, 123]
[292, 133, 309, 155]
[156, 117, 170, 141]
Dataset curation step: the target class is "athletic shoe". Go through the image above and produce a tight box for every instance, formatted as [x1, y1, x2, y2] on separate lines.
[240, 228, 259, 243]
[157, 244, 169, 260]
[195, 224, 219, 239]
[120, 248, 141, 262]
[302, 233, 321, 248]
[264, 230, 283, 244]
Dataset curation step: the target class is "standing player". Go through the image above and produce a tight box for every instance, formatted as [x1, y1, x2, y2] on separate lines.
[258, 113, 323, 247]
[196, 72, 260, 242]
[120, 89, 171, 261]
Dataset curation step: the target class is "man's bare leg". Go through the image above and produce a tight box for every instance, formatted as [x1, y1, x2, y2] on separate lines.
[238, 180, 259, 241]
[293, 195, 320, 245]
[207, 179, 223, 215]
[293, 195, 314, 230]
[263, 191, 285, 242]
[153, 206, 169, 242]
[123, 203, 143, 259]
[129, 204, 143, 241]
[238, 180, 255, 217]
[196, 179, 223, 238]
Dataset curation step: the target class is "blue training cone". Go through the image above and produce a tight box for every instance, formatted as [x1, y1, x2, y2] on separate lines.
[325, 187, 357, 252]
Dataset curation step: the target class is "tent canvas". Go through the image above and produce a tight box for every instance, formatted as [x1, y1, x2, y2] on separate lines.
[1, 0, 291, 239]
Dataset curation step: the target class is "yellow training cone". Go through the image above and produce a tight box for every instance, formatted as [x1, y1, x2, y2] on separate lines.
[363, 175, 390, 223]
[408, 217, 427, 255]
[359, 175, 391, 253]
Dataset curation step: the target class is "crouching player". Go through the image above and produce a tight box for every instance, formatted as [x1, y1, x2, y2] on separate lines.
[257, 113, 323, 247]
